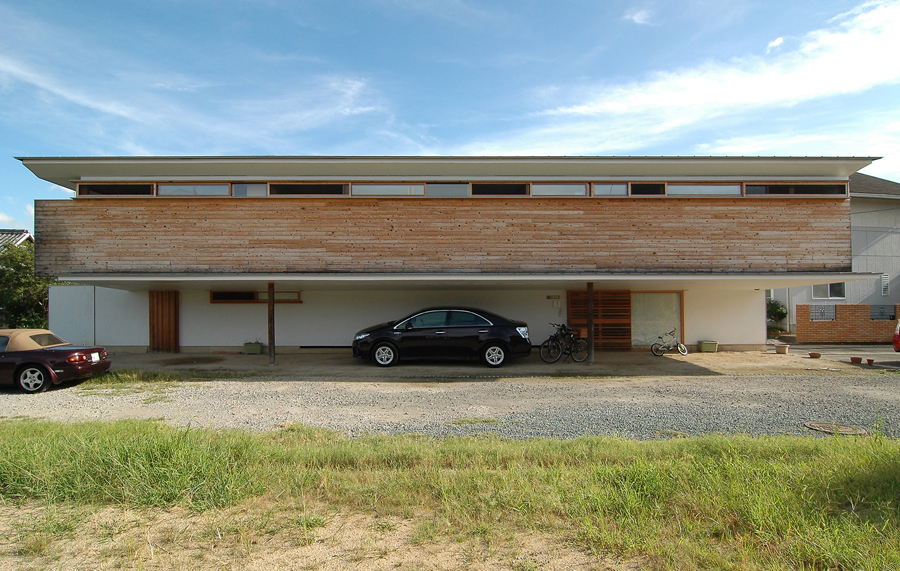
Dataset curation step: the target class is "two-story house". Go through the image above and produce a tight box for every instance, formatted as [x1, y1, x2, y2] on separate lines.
[19, 155, 879, 354]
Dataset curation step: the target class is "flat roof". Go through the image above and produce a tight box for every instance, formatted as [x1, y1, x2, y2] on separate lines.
[19, 155, 880, 190]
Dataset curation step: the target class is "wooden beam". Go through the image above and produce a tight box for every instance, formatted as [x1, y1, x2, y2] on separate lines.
[586, 282, 595, 364]
[268, 282, 275, 365]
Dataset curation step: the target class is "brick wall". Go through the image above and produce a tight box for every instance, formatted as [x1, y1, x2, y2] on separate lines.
[796, 304, 899, 343]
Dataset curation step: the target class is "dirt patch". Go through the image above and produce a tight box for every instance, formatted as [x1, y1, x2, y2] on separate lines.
[156, 356, 227, 366]
[0, 501, 641, 570]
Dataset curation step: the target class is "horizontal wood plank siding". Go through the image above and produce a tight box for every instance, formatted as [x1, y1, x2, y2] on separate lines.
[34, 198, 851, 276]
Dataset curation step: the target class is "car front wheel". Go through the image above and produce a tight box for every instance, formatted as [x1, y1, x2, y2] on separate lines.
[17, 366, 49, 393]
[482, 344, 506, 368]
[372, 343, 398, 367]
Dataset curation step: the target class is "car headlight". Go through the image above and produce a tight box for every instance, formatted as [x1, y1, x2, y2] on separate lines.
[516, 327, 529, 340]
[354, 333, 370, 341]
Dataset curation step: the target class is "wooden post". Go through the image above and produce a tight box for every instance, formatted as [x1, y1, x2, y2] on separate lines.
[587, 282, 595, 364]
[268, 282, 275, 365]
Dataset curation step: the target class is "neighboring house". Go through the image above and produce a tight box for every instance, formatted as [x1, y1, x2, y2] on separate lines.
[770, 172, 900, 343]
[0, 229, 33, 252]
[18, 155, 880, 353]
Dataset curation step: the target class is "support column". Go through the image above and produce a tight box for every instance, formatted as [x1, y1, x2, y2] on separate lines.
[268, 282, 275, 365]
[587, 282, 595, 364]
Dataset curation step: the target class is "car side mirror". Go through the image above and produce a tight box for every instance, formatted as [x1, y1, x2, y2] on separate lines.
[405, 322, 414, 330]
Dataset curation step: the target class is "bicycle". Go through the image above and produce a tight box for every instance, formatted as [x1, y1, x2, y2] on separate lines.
[651, 328, 688, 356]
[540, 323, 589, 363]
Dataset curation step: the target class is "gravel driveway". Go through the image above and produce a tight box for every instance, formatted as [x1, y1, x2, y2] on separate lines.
[2, 365, 898, 440]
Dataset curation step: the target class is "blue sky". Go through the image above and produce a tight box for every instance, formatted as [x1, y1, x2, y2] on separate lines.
[2, 0, 900, 232]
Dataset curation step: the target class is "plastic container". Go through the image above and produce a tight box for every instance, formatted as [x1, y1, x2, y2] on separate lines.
[697, 340, 718, 353]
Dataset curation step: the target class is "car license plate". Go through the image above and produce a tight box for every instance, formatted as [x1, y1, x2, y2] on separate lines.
[91, 352, 100, 363]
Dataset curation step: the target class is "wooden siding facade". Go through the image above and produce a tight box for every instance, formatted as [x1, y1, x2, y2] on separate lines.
[34, 197, 851, 276]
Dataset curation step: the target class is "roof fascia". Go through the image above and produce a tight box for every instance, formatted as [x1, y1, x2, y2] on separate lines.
[19, 156, 880, 191]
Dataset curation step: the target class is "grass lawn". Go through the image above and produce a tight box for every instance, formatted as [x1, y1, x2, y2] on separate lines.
[0, 419, 897, 570]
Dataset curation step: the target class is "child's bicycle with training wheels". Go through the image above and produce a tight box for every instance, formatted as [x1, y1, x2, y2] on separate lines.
[540, 323, 589, 363]
[651, 328, 688, 356]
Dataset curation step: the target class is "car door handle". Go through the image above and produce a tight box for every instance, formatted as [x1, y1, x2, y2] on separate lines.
[478, 329, 489, 333]
[435, 331, 446, 334]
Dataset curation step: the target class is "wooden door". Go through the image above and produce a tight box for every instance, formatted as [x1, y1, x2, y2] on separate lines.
[149, 291, 179, 353]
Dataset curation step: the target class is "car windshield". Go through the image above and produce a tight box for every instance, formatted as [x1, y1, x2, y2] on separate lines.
[30, 333, 67, 347]
[0, 336, 8, 352]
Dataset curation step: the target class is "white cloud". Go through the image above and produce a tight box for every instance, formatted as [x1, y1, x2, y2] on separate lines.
[623, 8, 653, 25]
[553, 3, 900, 118]
[698, 121, 900, 182]
[458, 1, 900, 156]
[766, 36, 784, 53]
[0, 211, 14, 224]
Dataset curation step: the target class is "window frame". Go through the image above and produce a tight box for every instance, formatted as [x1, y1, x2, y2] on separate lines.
[269, 183, 349, 196]
[209, 291, 302, 304]
[811, 282, 846, 300]
[231, 183, 269, 198]
[590, 183, 629, 197]
[628, 182, 667, 197]
[744, 182, 848, 197]
[470, 182, 530, 196]
[76, 183, 156, 197]
[666, 183, 743, 196]
[157, 183, 231, 197]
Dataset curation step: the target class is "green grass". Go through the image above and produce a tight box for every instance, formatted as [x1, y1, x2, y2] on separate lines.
[81, 368, 243, 388]
[1, 419, 898, 570]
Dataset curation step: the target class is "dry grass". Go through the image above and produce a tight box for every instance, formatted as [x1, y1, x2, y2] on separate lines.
[1, 419, 898, 570]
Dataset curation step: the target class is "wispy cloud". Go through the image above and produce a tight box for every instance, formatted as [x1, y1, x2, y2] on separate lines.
[623, 8, 654, 25]
[0, 211, 14, 225]
[766, 36, 784, 53]
[457, 1, 900, 158]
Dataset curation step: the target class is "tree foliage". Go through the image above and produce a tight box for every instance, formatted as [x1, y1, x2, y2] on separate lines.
[0, 242, 57, 328]
[766, 298, 788, 323]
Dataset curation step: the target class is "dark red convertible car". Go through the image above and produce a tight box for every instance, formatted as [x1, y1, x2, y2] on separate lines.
[0, 329, 111, 393]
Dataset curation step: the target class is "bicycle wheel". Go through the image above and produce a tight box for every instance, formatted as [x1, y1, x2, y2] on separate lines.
[651, 343, 665, 356]
[677, 343, 688, 356]
[570, 338, 589, 362]
[540, 339, 562, 363]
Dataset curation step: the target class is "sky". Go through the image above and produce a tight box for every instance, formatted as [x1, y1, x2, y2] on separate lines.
[2, 0, 900, 232]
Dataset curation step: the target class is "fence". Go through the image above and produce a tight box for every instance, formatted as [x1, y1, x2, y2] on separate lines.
[796, 304, 899, 343]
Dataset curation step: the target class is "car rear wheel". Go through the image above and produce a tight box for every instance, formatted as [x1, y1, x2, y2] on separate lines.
[482, 344, 506, 368]
[372, 343, 398, 367]
[17, 366, 49, 393]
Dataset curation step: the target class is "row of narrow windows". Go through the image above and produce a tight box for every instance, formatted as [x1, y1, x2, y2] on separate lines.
[77, 181, 848, 197]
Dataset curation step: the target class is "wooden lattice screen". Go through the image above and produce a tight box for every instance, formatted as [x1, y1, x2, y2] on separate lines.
[567, 290, 632, 350]
[149, 291, 180, 353]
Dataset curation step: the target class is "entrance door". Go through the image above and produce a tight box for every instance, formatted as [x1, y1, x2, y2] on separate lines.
[567, 290, 632, 350]
[149, 291, 179, 353]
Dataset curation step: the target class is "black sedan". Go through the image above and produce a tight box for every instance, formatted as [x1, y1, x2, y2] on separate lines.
[0, 329, 112, 393]
[352, 308, 531, 367]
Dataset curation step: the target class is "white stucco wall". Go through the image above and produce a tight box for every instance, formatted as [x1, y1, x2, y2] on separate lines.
[49, 285, 95, 345]
[51, 285, 766, 350]
[48, 285, 149, 348]
[179, 289, 566, 348]
[95, 289, 149, 347]
[683, 288, 766, 346]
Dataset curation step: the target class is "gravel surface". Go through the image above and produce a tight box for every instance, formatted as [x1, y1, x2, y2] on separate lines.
[2, 369, 898, 439]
